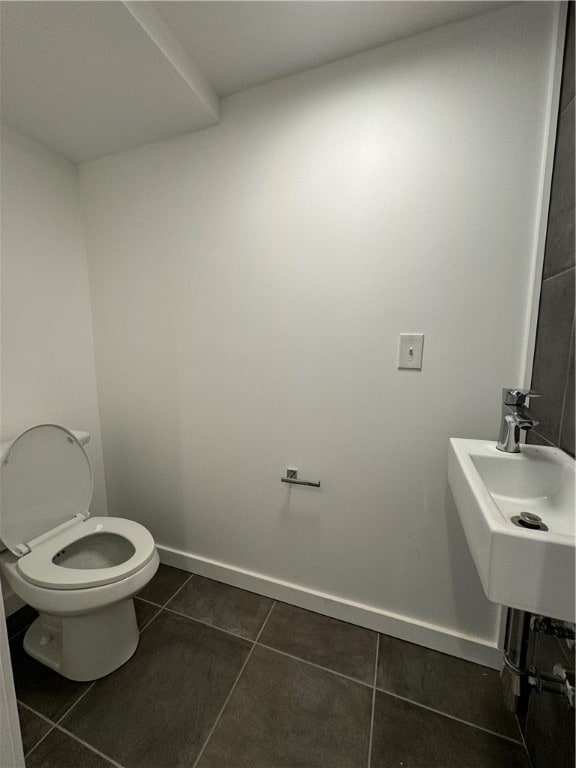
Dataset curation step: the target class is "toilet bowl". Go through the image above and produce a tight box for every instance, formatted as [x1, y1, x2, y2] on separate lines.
[0, 424, 159, 681]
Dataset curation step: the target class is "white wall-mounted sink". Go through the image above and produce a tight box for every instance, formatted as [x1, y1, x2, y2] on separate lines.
[448, 438, 575, 623]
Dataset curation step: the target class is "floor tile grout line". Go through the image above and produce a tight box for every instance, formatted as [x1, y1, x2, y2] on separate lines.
[190, 643, 257, 768]
[17, 678, 98, 760]
[17, 693, 127, 767]
[134, 596, 162, 608]
[8, 621, 36, 643]
[161, 604, 258, 642]
[53, 722, 128, 768]
[190, 600, 276, 768]
[8, 626, 26, 642]
[16, 700, 58, 759]
[55, 681, 97, 727]
[136, 569, 195, 611]
[367, 633, 380, 768]
[138, 613, 160, 633]
[159, 571, 195, 608]
[254, 600, 276, 644]
[21, 722, 57, 759]
[137, 604, 163, 633]
[17, 699, 56, 726]
[255, 641, 373, 689]
[376, 687, 525, 746]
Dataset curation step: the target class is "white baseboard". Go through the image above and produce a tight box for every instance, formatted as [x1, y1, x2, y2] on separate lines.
[157, 543, 503, 670]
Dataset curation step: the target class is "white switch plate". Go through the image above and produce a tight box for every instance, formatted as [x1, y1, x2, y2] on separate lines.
[398, 334, 424, 369]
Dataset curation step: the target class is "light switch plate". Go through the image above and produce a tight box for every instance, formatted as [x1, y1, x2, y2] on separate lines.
[398, 333, 424, 369]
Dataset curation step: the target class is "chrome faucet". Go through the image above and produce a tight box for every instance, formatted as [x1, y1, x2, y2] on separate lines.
[496, 388, 540, 453]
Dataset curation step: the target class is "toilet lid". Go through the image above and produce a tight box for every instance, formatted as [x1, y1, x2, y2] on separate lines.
[0, 424, 93, 556]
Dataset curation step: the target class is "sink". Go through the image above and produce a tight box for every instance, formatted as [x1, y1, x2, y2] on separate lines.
[448, 438, 575, 623]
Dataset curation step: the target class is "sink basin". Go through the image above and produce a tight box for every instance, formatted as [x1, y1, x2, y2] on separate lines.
[448, 438, 575, 622]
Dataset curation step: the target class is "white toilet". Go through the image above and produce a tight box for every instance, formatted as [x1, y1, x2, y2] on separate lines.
[0, 424, 159, 681]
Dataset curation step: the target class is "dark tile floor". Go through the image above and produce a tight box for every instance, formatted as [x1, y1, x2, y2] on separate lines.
[7, 564, 531, 768]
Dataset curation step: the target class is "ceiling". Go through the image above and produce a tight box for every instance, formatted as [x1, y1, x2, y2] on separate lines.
[154, 1, 507, 97]
[1, 1, 508, 163]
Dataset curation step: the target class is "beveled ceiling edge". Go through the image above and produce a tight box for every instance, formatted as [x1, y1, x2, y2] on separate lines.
[122, 0, 221, 121]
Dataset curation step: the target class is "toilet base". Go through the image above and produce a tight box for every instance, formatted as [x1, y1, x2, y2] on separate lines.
[24, 598, 139, 681]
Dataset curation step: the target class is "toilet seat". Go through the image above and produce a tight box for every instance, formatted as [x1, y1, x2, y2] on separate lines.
[0, 423, 93, 556]
[16, 516, 156, 590]
[0, 424, 155, 590]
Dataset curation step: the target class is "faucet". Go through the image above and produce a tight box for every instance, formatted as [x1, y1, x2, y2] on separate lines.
[496, 388, 540, 453]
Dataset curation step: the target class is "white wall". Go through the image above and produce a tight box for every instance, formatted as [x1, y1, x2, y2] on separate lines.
[80, 4, 558, 663]
[1, 127, 108, 558]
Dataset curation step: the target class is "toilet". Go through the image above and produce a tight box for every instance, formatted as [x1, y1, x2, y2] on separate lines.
[0, 423, 159, 681]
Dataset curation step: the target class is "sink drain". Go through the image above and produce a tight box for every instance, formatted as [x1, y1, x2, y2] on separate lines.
[511, 511, 548, 531]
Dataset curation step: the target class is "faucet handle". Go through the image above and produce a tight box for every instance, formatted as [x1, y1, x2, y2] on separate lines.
[502, 388, 541, 405]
